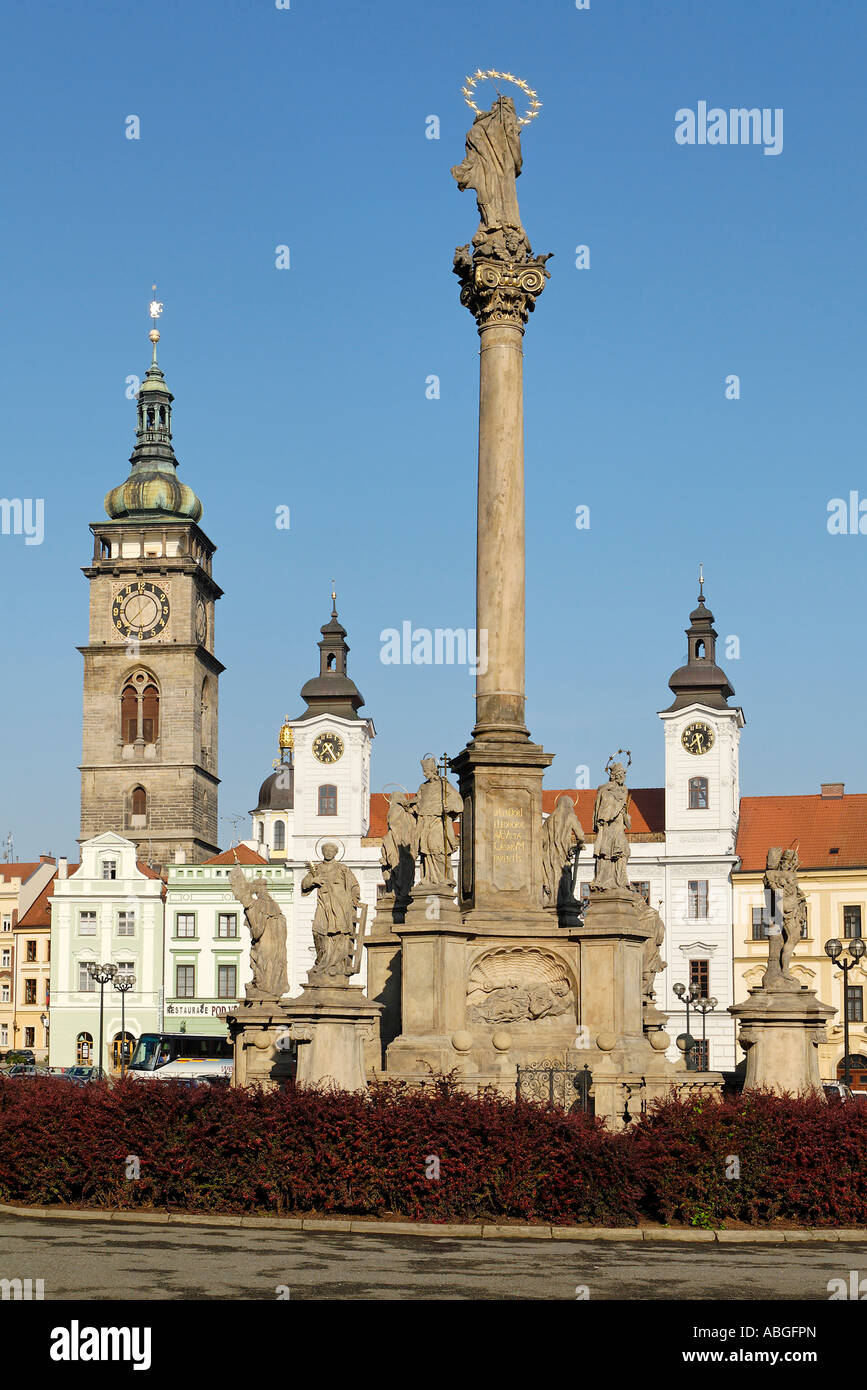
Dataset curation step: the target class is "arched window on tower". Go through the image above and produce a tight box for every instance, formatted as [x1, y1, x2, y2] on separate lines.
[131, 786, 147, 826]
[121, 684, 138, 743]
[695, 639, 706, 659]
[326, 652, 336, 671]
[273, 820, 285, 851]
[257, 821, 264, 843]
[318, 785, 338, 816]
[141, 685, 159, 743]
[689, 777, 709, 810]
[146, 406, 155, 429]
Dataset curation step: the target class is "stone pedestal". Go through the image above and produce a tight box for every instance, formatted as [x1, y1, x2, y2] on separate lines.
[282, 983, 382, 1093]
[226, 1000, 296, 1090]
[365, 895, 403, 1064]
[729, 985, 834, 1094]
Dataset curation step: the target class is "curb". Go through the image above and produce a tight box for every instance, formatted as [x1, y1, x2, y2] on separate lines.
[0, 1202, 863, 1243]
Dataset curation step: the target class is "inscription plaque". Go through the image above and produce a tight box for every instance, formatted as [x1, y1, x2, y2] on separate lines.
[491, 791, 531, 891]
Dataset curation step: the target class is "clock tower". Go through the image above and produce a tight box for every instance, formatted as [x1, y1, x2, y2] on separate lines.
[79, 300, 223, 866]
[658, 576, 745, 854]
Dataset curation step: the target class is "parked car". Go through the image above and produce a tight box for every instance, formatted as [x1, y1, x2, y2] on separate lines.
[822, 1081, 855, 1103]
[6, 1064, 38, 1077]
[65, 1066, 99, 1085]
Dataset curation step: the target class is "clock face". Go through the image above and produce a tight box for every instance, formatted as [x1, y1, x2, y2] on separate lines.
[312, 731, 344, 765]
[112, 582, 170, 640]
[195, 598, 207, 645]
[681, 721, 714, 756]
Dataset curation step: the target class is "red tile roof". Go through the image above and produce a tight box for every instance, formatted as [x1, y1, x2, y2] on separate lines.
[736, 794, 867, 872]
[135, 861, 164, 880]
[0, 863, 43, 884]
[367, 788, 665, 841]
[204, 845, 269, 866]
[16, 866, 80, 929]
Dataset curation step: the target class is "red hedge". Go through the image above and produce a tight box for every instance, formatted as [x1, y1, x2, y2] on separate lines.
[0, 1076, 863, 1227]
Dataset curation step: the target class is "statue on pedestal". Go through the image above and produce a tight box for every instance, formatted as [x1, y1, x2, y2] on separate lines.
[301, 844, 362, 981]
[762, 847, 807, 989]
[230, 866, 288, 1000]
[639, 901, 667, 1003]
[380, 792, 418, 901]
[590, 759, 631, 891]
[541, 794, 585, 908]
[414, 755, 462, 888]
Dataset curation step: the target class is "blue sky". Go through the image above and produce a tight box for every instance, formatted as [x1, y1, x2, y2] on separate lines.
[1, 0, 865, 859]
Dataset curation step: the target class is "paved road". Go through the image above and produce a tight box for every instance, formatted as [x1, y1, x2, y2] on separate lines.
[2, 1216, 863, 1300]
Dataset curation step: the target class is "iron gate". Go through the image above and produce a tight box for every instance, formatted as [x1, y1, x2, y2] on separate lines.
[515, 1059, 594, 1115]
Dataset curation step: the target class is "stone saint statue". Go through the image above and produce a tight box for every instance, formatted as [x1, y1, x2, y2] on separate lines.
[301, 843, 361, 981]
[762, 847, 807, 989]
[591, 763, 631, 891]
[541, 794, 585, 907]
[451, 96, 531, 259]
[639, 901, 667, 1002]
[414, 756, 463, 888]
[380, 792, 418, 902]
[230, 865, 288, 1000]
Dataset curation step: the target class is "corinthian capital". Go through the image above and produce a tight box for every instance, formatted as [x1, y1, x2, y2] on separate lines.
[454, 244, 552, 328]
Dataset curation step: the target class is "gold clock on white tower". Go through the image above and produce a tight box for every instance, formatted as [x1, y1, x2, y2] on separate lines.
[681, 721, 714, 756]
[112, 581, 170, 641]
[312, 731, 344, 765]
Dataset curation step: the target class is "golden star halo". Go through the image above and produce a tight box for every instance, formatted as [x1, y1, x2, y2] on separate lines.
[461, 69, 542, 126]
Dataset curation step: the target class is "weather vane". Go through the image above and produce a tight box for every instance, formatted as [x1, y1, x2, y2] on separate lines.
[148, 284, 164, 360]
[461, 69, 542, 126]
[699, 562, 705, 598]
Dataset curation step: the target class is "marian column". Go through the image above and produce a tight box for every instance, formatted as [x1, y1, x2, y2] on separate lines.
[450, 89, 553, 923]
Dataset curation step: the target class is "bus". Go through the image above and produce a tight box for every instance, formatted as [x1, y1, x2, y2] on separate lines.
[128, 1032, 233, 1082]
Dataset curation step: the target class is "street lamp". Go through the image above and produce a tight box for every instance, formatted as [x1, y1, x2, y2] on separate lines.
[673, 981, 702, 1070]
[825, 937, 867, 1090]
[694, 996, 718, 1071]
[87, 963, 117, 1079]
[112, 973, 135, 1078]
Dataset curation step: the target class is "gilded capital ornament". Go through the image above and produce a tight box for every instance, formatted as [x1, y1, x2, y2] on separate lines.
[454, 249, 551, 328]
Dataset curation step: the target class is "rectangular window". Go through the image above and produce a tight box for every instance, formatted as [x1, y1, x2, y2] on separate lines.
[24, 979, 37, 1005]
[217, 964, 237, 999]
[117, 960, 134, 973]
[689, 959, 710, 997]
[751, 905, 770, 940]
[1, 984, 9, 1004]
[102, 860, 117, 881]
[24, 1027, 34, 1048]
[688, 880, 708, 920]
[1, 948, 10, 968]
[1, 916, 10, 932]
[79, 911, 97, 936]
[117, 911, 135, 937]
[175, 913, 196, 939]
[217, 913, 238, 939]
[843, 906, 862, 939]
[847, 985, 864, 1023]
[0, 1025, 6, 1045]
[318, 784, 338, 816]
[25, 940, 36, 962]
[688, 777, 709, 810]
[800, 904, 809, 939]
[175, 964, 195, 998]
[630, 881, 650, 905]
[78, 964, 95, 992]
[692, 1039, 709, 1071]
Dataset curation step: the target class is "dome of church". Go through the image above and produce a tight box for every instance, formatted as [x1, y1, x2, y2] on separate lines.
[105, 472, 203, 522]
[255, 768, 294, 811]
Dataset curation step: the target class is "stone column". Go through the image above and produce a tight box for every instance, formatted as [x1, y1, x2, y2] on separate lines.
[457, 256, 551, 742]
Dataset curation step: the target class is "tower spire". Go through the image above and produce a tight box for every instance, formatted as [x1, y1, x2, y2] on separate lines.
[663, 577, 734, 712]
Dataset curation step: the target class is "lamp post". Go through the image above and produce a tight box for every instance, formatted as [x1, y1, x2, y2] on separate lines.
[87, 963, 117, 1079]
[824, 937, 867, 1089]
[694, 996, 718, 1071]
[112, 973, 135, 1077]
[673, 981, 701, 1070]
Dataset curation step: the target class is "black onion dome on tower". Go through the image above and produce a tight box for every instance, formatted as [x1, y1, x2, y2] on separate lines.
[295, 593, 365, 722]
[663, 580, 735, 712]
[253, 768, 294, 812]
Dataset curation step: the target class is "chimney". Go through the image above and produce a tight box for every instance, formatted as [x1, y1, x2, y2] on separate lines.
[39, 853, 55, 864]
[57, 857, 68, 880]
[821, 782, 844, 799]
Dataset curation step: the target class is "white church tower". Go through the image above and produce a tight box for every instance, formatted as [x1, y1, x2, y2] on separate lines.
[248, 593, 381, 991]
[657, 576, 745, 1071]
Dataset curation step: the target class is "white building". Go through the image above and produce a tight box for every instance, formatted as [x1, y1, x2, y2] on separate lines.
[163, 846, 292, 1033]
[242, 598, 382, 990]
[49, 833, 164, 1070]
